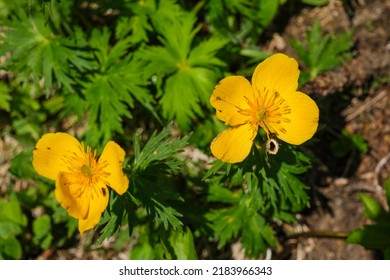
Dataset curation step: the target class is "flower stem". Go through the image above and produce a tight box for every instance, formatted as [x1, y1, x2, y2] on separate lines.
[287, 230, 351, 240]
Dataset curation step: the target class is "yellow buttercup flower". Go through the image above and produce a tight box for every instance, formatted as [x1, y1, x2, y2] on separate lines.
[32, 133, 129, 234]
[210, 53, 319, 163]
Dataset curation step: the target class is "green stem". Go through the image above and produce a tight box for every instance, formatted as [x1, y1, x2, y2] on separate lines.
[287, 230, 351, 240]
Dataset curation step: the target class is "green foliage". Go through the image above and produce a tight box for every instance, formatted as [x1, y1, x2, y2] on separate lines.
[0, 193, 27, 259]
[131, 125, 188, 230]
[80, 27, 154, 146]
[5, 149, 78, 257]
[32, 214, 53, 249]
[0, 13, 90, 93]
[291, 20, 353, 84]
[131, 226, 197, 260]
[205, 0, 286, 42]
[141, 9, 227, 130]
[347, 178, 390, 259]
[98, 125, 189, 245]
[0, 82, 11, 112]
[205, 144, 311, 258]
[133, 124, 189, 172]
[331, 129, 368, 158]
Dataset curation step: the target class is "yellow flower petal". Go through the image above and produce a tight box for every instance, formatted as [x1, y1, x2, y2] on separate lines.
[55, 173, 109, 235]
[32, 133, 83, 181]
[78, 182, 109, 235]
[252, 53, 299, 96]
[55, 172, 89, 219]
[210, 76, 255, 126]
[99, 141, 129, 195]
[210, 123, 258, 163]
[269, 91, 319, 145]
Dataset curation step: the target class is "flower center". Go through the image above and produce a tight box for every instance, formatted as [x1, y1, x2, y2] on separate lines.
[256, 108, 267, 122]
[62, 144, 108, 187]
[81, 164, 94, 178]
[249, 88, 292, 137]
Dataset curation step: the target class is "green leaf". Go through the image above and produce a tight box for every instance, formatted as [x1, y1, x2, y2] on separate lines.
[257, 0, 280, 28]
[82, 27, 154, 146]
[241, 213, 275, 258]
[1, 14, 91, 92]
[32, 214, 52, 249]
[291, 20, 352, 84]
[160, 71, 203, 131]
[153, 199, 183, 230]
[347, 224, 390, 249]
[97, 212, 120, 244]
[203, 160, 226, 180]
[83, 74, 129, 143]
[241, 145, 311, 215]
[359, 193, 385, 221]
[207, 184, 242, 204]
[168, 228, 197, 260]
[0, 236, 22, 260]
[147, 0, 186, 32]
[9, 150, 36, 179]
[115, 3, 152, 44]
[50, 202, 78, 238]
[131, 240, 156, 260]
[240, 47, 269, 66]
[0, 82, 11, 112]
[0, 193, 27, 228]
[131, 125, 189, 230]
[33, 214, 51, 241]
[0, 222, 22, 238]
[331, 130, 368, 158]
[187, 36, 228, 69]
[141, 11, 226, 130]
[207, 204, 247, 248]
[132, 174, 183, 231]
[206, 0, 253, 35]
[12, 119, 41, 141]
[133, 124, 189, 171]
[130, 226, 161, 259]
[97, 192, 135, 244]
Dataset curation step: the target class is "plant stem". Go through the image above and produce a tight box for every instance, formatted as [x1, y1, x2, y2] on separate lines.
[287, 230, 351, 240]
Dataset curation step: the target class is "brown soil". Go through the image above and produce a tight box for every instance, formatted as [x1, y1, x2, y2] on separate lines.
[266, 0, 390, 259]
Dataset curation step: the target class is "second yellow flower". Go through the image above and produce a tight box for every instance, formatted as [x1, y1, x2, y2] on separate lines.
[210, 53, 319, 163]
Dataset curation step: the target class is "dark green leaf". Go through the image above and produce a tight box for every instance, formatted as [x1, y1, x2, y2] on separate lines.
[133, 124, 189, 171]
[347, 224, 390, 249]
[384, 247, 390, 260]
